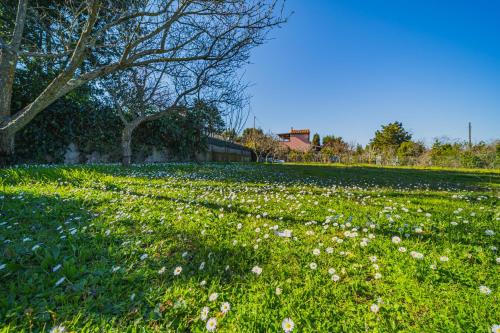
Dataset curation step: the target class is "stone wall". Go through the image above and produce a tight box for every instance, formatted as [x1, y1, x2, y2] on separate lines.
[63, 140, 251, 164]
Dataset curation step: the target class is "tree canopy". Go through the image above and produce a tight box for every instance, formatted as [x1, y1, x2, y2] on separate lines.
[370, 121, 411, 152]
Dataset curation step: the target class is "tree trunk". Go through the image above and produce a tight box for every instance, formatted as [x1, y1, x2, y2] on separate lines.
[121, 120, 142, 167]
[0, 131, 14, 166]
[121, 126, 133, 167]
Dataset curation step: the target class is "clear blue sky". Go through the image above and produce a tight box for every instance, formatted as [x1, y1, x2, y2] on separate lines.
[245, 0, 500, 146]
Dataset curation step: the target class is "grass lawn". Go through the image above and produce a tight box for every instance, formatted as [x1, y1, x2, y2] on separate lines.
[0, 163, 499, 332]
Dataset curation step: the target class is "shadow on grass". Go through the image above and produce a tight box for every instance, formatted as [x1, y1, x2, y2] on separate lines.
[0, 190, 268, 330]
[1, 163, 498, 192]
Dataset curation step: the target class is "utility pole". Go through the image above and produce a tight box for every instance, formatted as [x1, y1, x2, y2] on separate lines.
[468, 122, 472, 150]
[253, 115, 256, 130]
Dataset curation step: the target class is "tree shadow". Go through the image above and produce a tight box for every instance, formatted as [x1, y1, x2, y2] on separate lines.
[1, 163, 497, 193]
[0, 190, 270, 330]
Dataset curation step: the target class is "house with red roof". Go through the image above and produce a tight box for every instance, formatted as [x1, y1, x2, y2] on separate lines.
[277, 128, 312, 152]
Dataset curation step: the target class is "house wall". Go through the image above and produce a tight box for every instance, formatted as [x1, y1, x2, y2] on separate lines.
[281, 134, 311, 152]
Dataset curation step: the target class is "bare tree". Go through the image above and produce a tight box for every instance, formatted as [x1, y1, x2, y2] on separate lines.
[107, 57, 246, 165]
[0, 0, 286, 162]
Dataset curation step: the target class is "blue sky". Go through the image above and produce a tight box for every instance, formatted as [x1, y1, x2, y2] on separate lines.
[245, 0, 500, 146]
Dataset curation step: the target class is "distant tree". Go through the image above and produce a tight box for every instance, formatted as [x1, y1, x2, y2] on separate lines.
[370, 122, 411, 153]
[241, 127, 265, 160]
[240, 128, 264, 142]
[221, 129, 238, 142]
[429, 140, 462, 167]
[312, 133, 320, 147]
[397, 140, 425, 164]
[241, 128, 283, 162]
[322, 135, 348, 155]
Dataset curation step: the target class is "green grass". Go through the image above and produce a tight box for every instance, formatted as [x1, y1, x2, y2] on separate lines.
[0, 163, 499, 332]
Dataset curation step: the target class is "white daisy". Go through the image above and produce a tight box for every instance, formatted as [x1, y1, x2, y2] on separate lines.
[391, 236, 401, 244]
[209, 293, 218, 302]
[200, 306, 209, 321]
[220, 302, 231, 314]
[252, 266, 263, 275]
[479, 285, 492, 295]
[331, 274, 340, 282]
[173, 266, 182, 276]
[410, 251, 424, 260]
[309, 262, 317, 270]
[312, 248, 321, 256]
[282, 318, 295, 332]
[49, 325, 66, 333]
[55, 277, 65, 287]
[370, 303, 379, 313]
[206, 317, 217, 331]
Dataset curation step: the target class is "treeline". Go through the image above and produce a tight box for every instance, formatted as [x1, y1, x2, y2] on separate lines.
[237, 122, 499, 169]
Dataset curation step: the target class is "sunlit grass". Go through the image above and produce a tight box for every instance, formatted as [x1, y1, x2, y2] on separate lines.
[0, 163, 498, 332]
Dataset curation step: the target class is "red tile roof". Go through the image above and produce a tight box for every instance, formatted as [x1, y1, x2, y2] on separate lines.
[290, 129, 310, 134]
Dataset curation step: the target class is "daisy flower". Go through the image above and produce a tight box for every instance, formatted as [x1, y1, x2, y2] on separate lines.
[200, 306, 209, 321]
[312, 248, 321, 256]
[49, 325, 66, 333]
[309, 262, 317, 270]
[282, 318, 295, 332]
[491, 324, 500, 333]
[173, 266, 182, 276]
[206, 317, 217, 331]
[391, 236, 401, 244]
[220, 302, 231, 314]
[479, 285, 492, 295]
[370, 303, 379, 313]
[54, 277, 65, 287]
[331, 274, 340, 282]
[410, 251, 424, 260]
[252, 266, 263, 275]
[209, 293, 219, 302]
